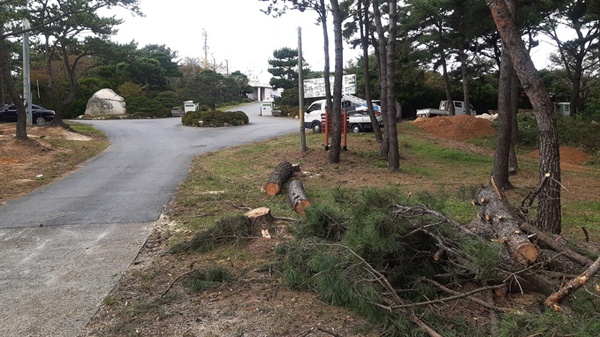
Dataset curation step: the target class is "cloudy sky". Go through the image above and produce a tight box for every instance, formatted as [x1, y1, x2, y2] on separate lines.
[107, 0, 553, 83]
[107, 0, 361, 83]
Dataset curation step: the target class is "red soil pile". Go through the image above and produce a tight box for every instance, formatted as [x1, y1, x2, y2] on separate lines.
[412, 115, 496, 141]
[528, 146, 591, 165]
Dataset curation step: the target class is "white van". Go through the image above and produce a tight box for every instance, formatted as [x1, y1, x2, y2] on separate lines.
[304, 98, 383, 133]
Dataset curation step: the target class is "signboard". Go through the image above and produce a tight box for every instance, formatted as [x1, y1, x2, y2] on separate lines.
[303, 74, 356, 98]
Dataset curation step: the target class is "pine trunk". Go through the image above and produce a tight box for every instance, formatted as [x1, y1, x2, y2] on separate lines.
[288, 180, 311, 214]
[492, 48, 514, 190]
[487, 0, 562, 234]
[265, 161, 294, 196]
[473, 187, 538, 265]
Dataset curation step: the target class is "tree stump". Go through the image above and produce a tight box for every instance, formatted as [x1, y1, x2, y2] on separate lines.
[245, 207, 275, 237]
[288, 179, 311, 214]
[265, 161, 294, 196]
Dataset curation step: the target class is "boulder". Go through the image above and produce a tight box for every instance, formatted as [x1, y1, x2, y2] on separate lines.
[84, 89, 126, 116]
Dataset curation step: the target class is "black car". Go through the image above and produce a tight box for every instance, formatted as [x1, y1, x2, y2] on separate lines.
[0, 104, 56, 125]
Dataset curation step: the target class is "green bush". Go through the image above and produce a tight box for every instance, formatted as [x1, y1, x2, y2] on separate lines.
[181, 111, 204, 126]
[205, 110, 248, 127]
[181, 110, 249, 127]
[514, 112, 600, 153]
[126, 96, 169, 118]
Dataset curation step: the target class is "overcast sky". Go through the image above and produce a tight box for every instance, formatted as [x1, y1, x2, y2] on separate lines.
[107, 0, 553, 84]
[108, 0, 361, 84]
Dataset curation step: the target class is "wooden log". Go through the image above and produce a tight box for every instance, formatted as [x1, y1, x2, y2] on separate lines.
[520, 222, 593, 267]
[288, 179, 311, 214]
[473, 187, 538, 265]
[265, 161, 294, 196]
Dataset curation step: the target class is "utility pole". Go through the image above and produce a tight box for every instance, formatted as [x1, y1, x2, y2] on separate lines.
[22, 19, 32, 125]
[298, 27, 307, 152]
[202, 29, 209, 69]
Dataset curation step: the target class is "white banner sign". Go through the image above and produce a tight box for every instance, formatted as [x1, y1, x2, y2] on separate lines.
[303, 74, 356, 98]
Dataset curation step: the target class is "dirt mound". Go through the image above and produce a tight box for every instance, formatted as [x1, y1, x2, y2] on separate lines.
[412, 115, 496, 141]
[528, 146, 591, 165]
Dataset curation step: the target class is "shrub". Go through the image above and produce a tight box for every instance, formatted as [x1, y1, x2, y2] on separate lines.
[514, 111, 600, 153]
[181, 111, 204, 126]
[126, 96, 169, 118]
[181, 110, 249, 127]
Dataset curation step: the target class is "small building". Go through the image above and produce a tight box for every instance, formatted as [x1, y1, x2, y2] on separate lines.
[555, 102, 570, 116]
[248, 82, 276, 102]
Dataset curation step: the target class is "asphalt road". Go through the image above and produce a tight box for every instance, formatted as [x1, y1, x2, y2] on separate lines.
[0, 102, 299, 336]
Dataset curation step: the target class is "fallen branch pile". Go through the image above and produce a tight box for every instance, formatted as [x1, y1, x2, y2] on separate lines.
[276, 180, 599, 336]
[258, 162, 599, 334]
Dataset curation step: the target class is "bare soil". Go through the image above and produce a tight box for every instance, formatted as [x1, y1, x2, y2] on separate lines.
[0, 124, 93, 204]
[1, 118, 598, 336]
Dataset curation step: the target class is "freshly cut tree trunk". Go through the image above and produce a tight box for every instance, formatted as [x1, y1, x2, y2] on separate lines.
[519, 222, 593, 267]
[265, 161, 294, 196]
[473, 187, 538, 265]
[288, 180, 311, 214]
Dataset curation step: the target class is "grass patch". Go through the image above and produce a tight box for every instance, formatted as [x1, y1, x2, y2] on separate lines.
[184, 266, 235, 292]
[68, 122, 107, 137]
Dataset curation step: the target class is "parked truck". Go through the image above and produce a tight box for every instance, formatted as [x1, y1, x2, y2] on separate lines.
[416, 100, 476, 118]
[304, 95, 384, 133]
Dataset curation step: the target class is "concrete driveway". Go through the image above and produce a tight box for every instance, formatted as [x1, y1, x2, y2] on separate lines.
[0, 102, 298, 336]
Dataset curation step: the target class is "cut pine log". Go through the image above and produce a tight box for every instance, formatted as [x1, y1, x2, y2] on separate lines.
[288, 179, 311, 214]
[520, 222, 593, 267]
[473, 187, 538, 265]
[265, 161, 294, 196]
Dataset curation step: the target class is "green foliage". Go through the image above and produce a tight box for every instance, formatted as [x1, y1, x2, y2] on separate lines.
[118, 82, 144, 98]
[515, 112, 600, 153]
[459, 239, 502, 282]
[277, 240, 394, 324]
[185, 110, 248, 127]
[412, 190, 450, 213]
[155, 91, 180, 109]
[497, 299, 600, 337]
[204, 111, 249, 126]
[274, 87, 299, 111]
[126, 96, 169, 118]
[268, 47, 303, 90]
[62, 97, 88, 119]
[276, 239, 321, 290]
[184, 266, 235, 293]
[177, 70, 240, 111]
[182, 111, 203, 126]
[182, 110, 249, 127]
[299, 203, 347, 240]
[168, 215, 252, 254]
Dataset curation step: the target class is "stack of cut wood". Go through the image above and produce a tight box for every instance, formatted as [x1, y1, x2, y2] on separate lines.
[264, 161, 311, 214]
